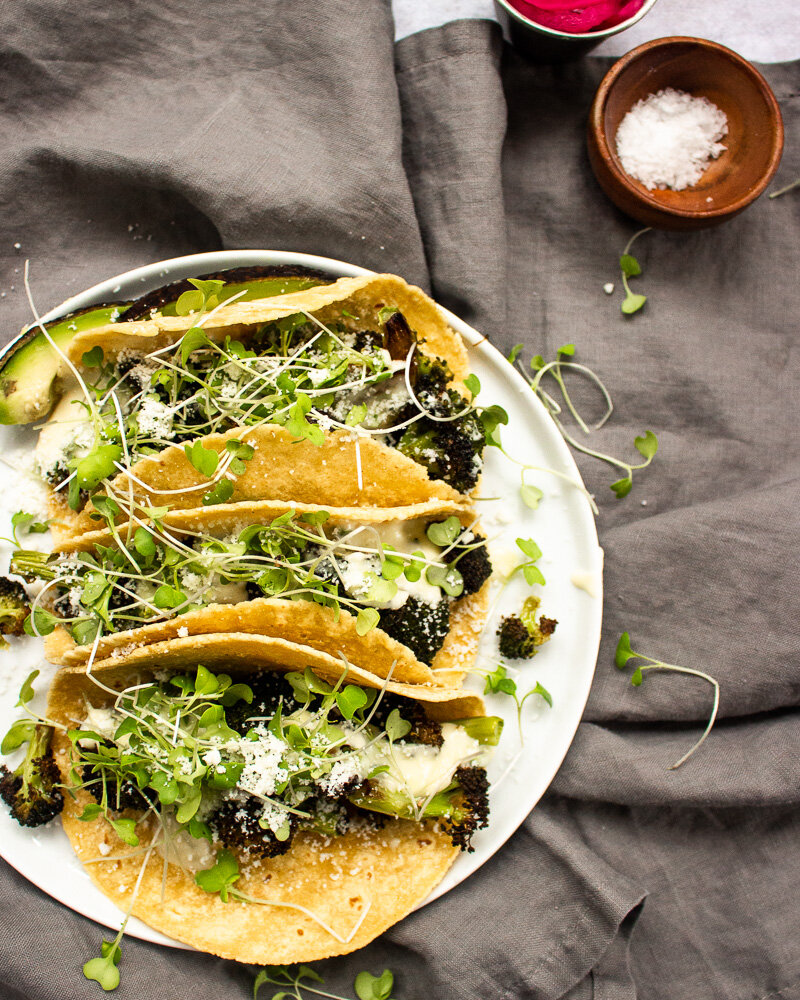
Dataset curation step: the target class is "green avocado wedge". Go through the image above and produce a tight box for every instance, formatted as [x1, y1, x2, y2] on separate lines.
[0, 304, 126, 425]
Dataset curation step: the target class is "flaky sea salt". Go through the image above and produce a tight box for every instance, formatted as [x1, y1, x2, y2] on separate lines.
[616, 88, 728, 191]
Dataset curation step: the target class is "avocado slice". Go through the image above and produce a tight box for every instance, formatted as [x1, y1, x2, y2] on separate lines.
[0, 304, 126, 425]
[117, 265, 333, 321]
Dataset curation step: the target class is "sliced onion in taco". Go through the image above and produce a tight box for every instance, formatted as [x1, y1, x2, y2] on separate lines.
[39, 651, 501, 963]
[15, 507, 493, 687]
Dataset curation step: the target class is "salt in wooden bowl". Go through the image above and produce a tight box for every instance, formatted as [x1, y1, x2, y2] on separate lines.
[587, 36, 784, 230]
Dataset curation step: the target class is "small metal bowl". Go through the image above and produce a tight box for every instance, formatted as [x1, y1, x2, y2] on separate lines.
[587, 37, 784, 230]
[493, 0, 659, 61]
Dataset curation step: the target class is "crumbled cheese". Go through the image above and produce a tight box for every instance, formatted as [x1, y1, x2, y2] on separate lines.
[616, 88, 728, 191]
[176, 625, 189, 638]
[136, 395, 174, 438]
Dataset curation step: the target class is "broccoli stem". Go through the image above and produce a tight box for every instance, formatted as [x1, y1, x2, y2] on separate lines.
[348, 786, 465, 824]
[448, 716, 503, 746]
[11, 550, 56, 581]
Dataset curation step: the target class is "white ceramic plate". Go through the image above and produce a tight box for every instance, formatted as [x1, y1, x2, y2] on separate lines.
[0, 251, 602, 948]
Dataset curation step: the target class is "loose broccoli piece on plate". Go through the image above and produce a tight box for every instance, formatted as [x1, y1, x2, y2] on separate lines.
[0, 577, 30, 647]
[498, 596, 558, 660]
[0, 724, 64, 827]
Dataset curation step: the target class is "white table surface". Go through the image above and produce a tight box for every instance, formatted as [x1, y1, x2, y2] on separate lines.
[392, 0, 800, 62]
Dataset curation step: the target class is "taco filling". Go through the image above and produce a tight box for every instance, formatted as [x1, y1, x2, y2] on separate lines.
[62, 665, 499, 857]
[14, 510, 492, 671]
[36, 288, 488, 517]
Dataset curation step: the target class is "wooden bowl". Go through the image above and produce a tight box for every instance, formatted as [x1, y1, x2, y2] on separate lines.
[587, 37, 784, 230]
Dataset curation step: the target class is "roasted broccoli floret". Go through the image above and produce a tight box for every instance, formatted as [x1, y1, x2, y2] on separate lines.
[378, 596, 451, 666]
[81, 751, 149, 812]
[444, 534, 492, 596]
[497, 616, 537, 660]
[498, 596, 558, 660]
[366, 693, 444, 747]
[348, 764, 490, 852]
[0, 724, 64, 827]
[392, 355, 486, 495]
[0, 577, 30, 645]
[444, 765, 490, 852]
[224, 672, 301, 736]
[209, 794, 295, 859]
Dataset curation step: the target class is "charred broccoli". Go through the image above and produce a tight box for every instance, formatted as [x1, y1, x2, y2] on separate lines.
[0, 724, 64, 827]
[444, 765, 490, 852]
[225, 672, 301, 736]
[209, 794, 296, 859]
[444, 534, 492, 596]
[498, 596, 558, 660]
[0, 577, 30, 646]
[367, 692, 444, 747]
[392, 355, 485, 494]
[378, 596, 451, 666]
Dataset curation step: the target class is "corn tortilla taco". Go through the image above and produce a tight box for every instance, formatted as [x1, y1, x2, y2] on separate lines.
[27, 273, 497, 544]
[41, 646, 499, 963]
[15, 506, 493, 687]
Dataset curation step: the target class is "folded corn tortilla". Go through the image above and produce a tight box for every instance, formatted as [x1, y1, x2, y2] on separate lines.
[45, 274, 477, 543]
[47, 645, 483, 962]
[43, 505, 492, 689]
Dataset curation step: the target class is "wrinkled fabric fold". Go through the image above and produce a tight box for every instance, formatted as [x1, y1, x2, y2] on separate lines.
[0, 5, 798, 1000]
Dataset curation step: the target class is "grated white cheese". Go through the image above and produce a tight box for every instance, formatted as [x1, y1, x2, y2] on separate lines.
[615, 88, 728, 191]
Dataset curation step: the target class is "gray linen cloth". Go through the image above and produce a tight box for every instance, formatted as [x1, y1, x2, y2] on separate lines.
[1, 4, 798, 998]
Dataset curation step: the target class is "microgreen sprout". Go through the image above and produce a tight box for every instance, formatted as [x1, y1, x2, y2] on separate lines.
[769, 177, 800, 199]
[483, 664, 552, 737]
[254, 965, 398, 1000]
[511, 345, 658, 500]
[618, 228, 651, 315]
[615, 632, 720, 769]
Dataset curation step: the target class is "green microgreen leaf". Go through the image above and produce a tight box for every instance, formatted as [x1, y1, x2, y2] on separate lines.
[520, 484, 543, 510]
[507, 344, 523, 364]
[426, 516, 462, 547]
[558, 343, 575, 357]
[133, 527, 156, 559]
[484, 664, 517, 697]
[152, 584, 187, 609]
[179, 326, 211, 364]
[109, 816, 139, 846]
[83, 938, 122, 992]
[621, 292, 647, 315]
[1, 719, 35, 755]
[516, 538, 542, 561]
[184, 440, 220, 478]
[385, 709, 411, 742]
[81, 345, 105, 368]
[634, 430, 658, 461]
[16, 669, 39, 706]
[615, 632, 636, 669]
[195, 849, 241, 902]
[355, 969, 395, 1000]
[610, 476, 633, 498]
[345, 403, 368, 427]
[356, 607, 380, 636]
[336, 685, 369, 720]
[23, 608, 59, 637]
[619, 253, 641, 278]
[425, 563, 464, 597]
[479, 404, 508, 447]
[11, 511, 50, 537]
[463, 373, 481, 398]
[203, 479, 235, 505]
[76, 444, 123, 491]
